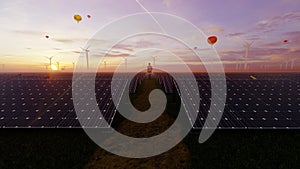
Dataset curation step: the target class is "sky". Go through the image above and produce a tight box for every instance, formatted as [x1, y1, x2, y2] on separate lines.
[0, 0, 299, 72]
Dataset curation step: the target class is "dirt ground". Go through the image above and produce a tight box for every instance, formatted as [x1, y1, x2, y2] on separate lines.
[84, 78, 190, 169]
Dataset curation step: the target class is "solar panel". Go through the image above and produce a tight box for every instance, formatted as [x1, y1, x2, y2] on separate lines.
[0, 73, 128, 128]
[174, 73, 300, 129]
[0, 73, 299, 129]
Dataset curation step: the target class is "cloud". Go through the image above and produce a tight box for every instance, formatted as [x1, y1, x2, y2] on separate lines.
[162, 0, 173, 8]
[289, 48, 298, 53]
[52, 38, 76, 43]
[88, 39, 108, 45]
[113, 44, 134, 52]
[133, 39, 160, 48]
[91, 52, 130, 58]
[219, 47, 299, 63]
[256, 20, 273, 27]
[246, 36, 261, 41]
[106, 53, 130, 58]
[283, 31, 300, 43]
[256, 12, 300, 32]
[284, 31, 300, 36]
[73, 51, 81, 54]
[52, 48, 62, 51]
[259, 31, 300, 47]
[204, 25, 224, 34]
[227, 32, 246, 37]
[226, 32, 261, 43]
[13, 30, 42, 36]
[52, 38, 90, 44]
[50, 37, 106, 45]
[260, 42, 283, 48]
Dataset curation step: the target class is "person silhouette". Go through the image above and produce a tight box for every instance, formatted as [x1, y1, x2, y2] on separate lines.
[147, 62, 153, 79]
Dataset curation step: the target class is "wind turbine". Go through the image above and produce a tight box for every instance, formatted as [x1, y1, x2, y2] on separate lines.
[45, 56, 54, 66]
[44, 63, 49, 70]
[243, 41, 254, 70]
[285, 61, 289, 70]
[260, 64, 263, 70]
[151, 56, 156, 66]
[56, 61, 60, 70]
[81, 46, 90, 70]
[104, 61, 107, 70]
[290, 59, 295, 70]
[72, 62, 75, 70]
[123, 57, 128, 70]
[235, 58, 239, 70]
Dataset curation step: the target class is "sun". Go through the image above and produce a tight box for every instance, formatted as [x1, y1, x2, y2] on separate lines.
[51, 64, 58, 71]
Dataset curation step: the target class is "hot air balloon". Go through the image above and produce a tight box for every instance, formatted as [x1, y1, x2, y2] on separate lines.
[73, 14, 82, 23]
[194, 47, 198, 50]
[207, 36, 218, 45]
[283, 40, 288, 43]
[45, 35, 49, 39]
[87, 15, 91, 19]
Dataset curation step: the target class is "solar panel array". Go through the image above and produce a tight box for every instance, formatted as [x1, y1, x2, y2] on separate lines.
[0, 73, 128, 128]
[129, 73, 144, 93]
[0, 73, 299, 129]
[174, 73, 300, 129]
[155, 73, 174, 93]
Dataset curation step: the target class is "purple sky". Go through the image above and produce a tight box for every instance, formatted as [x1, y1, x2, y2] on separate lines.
[0, 0, 299, 72]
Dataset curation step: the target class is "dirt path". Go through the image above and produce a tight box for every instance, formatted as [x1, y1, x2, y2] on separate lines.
[84, 78, 190, 169]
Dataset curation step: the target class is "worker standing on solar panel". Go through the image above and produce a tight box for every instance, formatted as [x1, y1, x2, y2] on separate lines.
[147, 62, 153, 79]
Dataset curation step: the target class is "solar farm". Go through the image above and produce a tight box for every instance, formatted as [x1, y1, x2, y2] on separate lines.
[0, 73, 299, 129]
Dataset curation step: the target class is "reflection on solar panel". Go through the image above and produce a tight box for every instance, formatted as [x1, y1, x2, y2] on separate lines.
[173, 73, 300, 129]
[0, 73, 130, 128]
[0, 73, 299, 129]
[155, 73, 174, 94]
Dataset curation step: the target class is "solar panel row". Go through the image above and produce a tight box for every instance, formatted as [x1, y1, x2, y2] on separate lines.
[0, 73, 299, 129]
[155, 73, 174, 93]
[0, 74, 128, 128]
[174, 73, 300, 129]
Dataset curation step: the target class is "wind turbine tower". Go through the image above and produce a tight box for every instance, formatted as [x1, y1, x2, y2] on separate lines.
[235, 58, 239, 70]
[81, 47, 90, 70]
[291, 59, 295, 70]
[285, 61, 289, 70]
[46, 56, 54, 66]
[243, 41, 254, 70]
[123, 57, 128, 70]
[44, 63, 49, 70]
[56, 61, 60, 70]
[151, 56, 157, 66]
